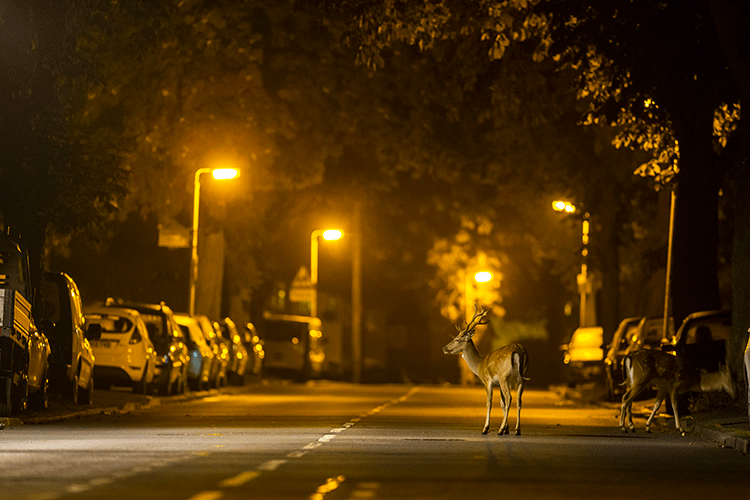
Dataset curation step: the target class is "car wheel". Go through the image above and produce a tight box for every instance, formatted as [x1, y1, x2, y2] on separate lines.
[78, 375, 93, 405]
[11, 376, 28, 414]
[69, 370, 80, 405]
[0, 376, 13, 417]
[29, 368, 50, 410]
[133, 364, 149, 395]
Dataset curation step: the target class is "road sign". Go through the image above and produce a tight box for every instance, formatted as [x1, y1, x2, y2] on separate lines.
[290, 266, 313, 303]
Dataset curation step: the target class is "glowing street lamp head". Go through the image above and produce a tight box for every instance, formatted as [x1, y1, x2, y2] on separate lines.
[322, 229, 343, 241]
[212, 168, 240, 180]
[474, 271, 493, 283]
[552, 200, 576, 213]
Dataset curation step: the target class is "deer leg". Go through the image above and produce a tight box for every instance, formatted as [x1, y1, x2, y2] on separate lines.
[498, 384, 511, 435]
[645, 389, 666, 433]
[669, 389, 686, 435]
[514, 382, 524, 436]
[482, 384, 493, 434]
[619, 385, 640, 433]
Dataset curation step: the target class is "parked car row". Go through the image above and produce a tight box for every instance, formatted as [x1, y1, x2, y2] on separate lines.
[83, 299, 264, 396]
[563, 309, 734, 404]
[0, 227, 265, 417]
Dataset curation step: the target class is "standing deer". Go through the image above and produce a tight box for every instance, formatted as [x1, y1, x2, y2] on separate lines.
[619, 348, 735, 435]
[442, 304, 529, 435]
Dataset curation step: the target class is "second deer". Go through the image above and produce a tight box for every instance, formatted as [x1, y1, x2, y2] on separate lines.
[443, 304, 530, 435]
[619, 348, 735, 435]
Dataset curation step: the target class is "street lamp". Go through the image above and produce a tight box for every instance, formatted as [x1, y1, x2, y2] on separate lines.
[310, 228, 343, 319]
[465, 270, 493, 323]
[189, 167, 240, 316]
[552, 200, 594, 327]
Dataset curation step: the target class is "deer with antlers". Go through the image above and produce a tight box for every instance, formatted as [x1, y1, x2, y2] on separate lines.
[443, 304, 530, 435]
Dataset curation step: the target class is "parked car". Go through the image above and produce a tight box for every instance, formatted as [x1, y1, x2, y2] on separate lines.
[37, 272, 97, 405]
[667, 310, 732, 372]
[0, 229, 51, 415]
[174, 314, 214, 391]
[561, 326, 605, 386]
[195, 315, 227, 388]
[83, 306, 157, 394]
[214, 317, 248, 385]
[244, 322, 264, 379]
[665, 309, 734, 413]
[629, 316, 674, 352]
[604, 317, 642, 401]
[103, 300, 189, 396]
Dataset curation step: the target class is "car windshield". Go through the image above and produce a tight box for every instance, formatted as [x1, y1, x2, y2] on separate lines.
[87, 315, 133, 334]
[686, 319, 732, 343]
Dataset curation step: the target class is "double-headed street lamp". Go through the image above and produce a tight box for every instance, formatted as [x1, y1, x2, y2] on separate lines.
[189, 167, 240, 317]
[552, 200, 594, 327]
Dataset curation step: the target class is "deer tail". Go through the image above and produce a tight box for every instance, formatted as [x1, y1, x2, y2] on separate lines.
[620, 354, 633, 387]
[513, 349, 531, 381]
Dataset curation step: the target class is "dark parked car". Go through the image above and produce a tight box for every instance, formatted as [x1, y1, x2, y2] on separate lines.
[174, 314, 214, 391]
[668, 310, 732, 372]
[195, 315, 227, 388]
[103, 300, 189, 395]
[244, 322, 264, 379]
[214, 317, 248, 385]
[0, 229, 51, 415]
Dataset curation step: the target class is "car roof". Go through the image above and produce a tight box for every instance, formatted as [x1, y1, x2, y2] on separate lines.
[84, 305, 143, 319]
[104, 300, 175, 316]
[173, 313, 198, 325]
[674, 309, 732, 343]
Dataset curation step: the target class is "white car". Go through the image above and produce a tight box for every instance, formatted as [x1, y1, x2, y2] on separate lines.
[84, 306, 157, 394]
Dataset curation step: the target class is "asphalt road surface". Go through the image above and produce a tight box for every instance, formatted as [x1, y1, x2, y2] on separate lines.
[1, 381, 747, 500]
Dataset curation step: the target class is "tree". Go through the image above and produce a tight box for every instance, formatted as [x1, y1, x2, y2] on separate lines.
[301, 0, 750, 375]
[0, 0, 127, 291]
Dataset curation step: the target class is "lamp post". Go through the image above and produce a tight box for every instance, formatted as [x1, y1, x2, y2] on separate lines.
[310, 228, 343, 319]
[189, 167, 239, 317]
[552, 200, 594, 327]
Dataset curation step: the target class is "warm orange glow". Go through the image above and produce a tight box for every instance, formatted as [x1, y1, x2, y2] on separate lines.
[211, 168, 240, 180]
[474, 271, 492, 283]
[552, 200, 576, 213]
[322, 229, 343, 241]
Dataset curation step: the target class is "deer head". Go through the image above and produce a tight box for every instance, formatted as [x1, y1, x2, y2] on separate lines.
[442, 304, 490, 355]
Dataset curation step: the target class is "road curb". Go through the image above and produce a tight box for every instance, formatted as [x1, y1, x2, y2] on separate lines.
[1, 396, 162, 427]
[693, 422, 750, 454]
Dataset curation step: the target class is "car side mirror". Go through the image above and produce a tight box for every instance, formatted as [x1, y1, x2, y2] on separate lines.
[86, 323, 102, 341]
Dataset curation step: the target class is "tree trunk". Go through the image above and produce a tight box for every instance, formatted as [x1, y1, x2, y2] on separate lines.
[669, 126, 723, 326]
[707, 0, 750, 380]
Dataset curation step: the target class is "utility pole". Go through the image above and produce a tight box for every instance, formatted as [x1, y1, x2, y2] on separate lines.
[352, 202, 362, 384]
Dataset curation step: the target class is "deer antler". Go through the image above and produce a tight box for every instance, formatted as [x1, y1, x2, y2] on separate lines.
[460, 304, 490, 334]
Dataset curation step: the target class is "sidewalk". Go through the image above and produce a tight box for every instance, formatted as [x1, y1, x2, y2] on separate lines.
[554, 382, 750, 454]
[690, 407, 750, 454]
